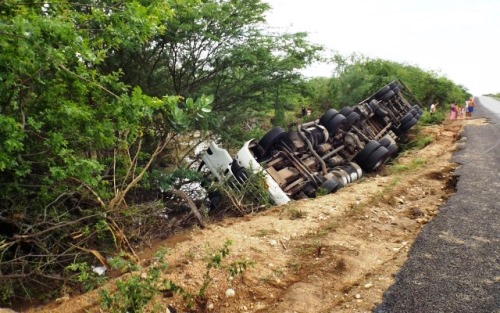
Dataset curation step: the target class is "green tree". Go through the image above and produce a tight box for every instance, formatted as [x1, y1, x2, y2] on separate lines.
[324, 54, 471, 109]
[0, 0, 211, 302]
[101, 0, 322, 144]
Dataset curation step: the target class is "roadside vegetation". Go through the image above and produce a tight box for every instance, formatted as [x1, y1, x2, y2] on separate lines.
[0, 0, 471, 306]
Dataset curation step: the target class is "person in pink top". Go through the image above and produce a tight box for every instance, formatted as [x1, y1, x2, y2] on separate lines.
[450, 102, 457, 120]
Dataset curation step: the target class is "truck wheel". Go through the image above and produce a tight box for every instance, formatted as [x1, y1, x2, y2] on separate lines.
[373, 85, 391, 99]
[387, 143, 399, 156]
[378, 137, 392, 148]
[259, 127, 286, 155]
[325, 113, 347, 135]
[363, 146, 390, 172]
[321, 179, 340, 194]
[399, 118, 418, 132]
[319, 109, 339, 126]
[345, 111, 361, 128]
[389, 81, 399, 89]
[400, 112, 414, 125]
[355, 140, 381, 166]
[378, 90, 396, 101]
[339, 106, 354, 117]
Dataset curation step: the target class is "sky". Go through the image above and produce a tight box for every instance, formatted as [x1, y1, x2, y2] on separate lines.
[264, 0, 500, 96]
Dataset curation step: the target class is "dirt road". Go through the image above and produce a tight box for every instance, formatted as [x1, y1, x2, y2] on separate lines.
[26, 118, 485, 313]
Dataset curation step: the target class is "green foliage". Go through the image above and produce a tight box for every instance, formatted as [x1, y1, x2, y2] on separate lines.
[419, 109, 446, 125]
[108, 253, 141, 274]
[99, 240, 251, 312]
[101, 0, 322, 147]
[65, 262, 106, 292]
[210, 167, 274, 214]
[99, 269, 162, 313]
[0, 281, 14, 305]
[282, 206, 307, 220]
[400, 134, 435, 152]
[148, 167, 204, 191]
[198, 240, 253, 298]
[99, 250, 173, 313]
[0, 0, 213, 302]
[388, 158, 427, 174]
[198, 240, 231, 297]
[323, 54, 471, 109]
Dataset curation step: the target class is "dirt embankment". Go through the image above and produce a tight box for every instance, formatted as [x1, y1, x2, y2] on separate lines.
[26, 119, 485, 313]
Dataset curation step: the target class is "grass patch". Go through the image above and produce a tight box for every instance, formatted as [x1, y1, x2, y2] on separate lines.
[314, 220, 339, 237]
[286, 260, 302, 273]
[345, 201, 365, 216]
[293, 241, 322, 258]
[387, 158, 427, 174]
[281, 206, 307, 220]
[252, 229, 279, 237]
[400, 132, 434, 152]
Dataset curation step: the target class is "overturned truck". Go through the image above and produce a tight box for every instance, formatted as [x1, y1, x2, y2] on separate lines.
[200, 80, 423, 206]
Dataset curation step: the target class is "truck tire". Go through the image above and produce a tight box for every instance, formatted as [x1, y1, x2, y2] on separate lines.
[259, 127, 286, 155]
[355, 140, 381, 166]
[374, 85, 391, 99]
[378, 137, 392, 148]
[345, 111, 361, 128]
[400, 112, 414, 125]
[319, 109, 339, 126]
[321, 179, 340, 193]
[399, 117, 418, 132]
[363, 146, 390, 172]
[387, 143, 399, 156]
[325, 113, 347, 135]
[339, 106, 354, 117]
[413, 105, 423, 115]
[379, 90, 396, 101]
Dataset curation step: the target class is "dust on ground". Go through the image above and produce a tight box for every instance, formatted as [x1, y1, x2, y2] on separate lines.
[25, 118, 487, 313]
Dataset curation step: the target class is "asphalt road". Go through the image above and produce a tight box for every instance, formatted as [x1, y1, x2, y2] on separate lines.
[374, 97, 500, 313]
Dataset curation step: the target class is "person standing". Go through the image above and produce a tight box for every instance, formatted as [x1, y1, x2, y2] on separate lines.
[450, 102, 457, 120]
[430, 102, 437, 114]
[468, 97, 475, 117]
[459, 106, 466, 119]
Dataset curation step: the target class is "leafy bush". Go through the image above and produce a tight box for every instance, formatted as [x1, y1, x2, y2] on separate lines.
[99, 240, 252, 312]
[0, 1, 212, 302]
[419, 110, 446, 125]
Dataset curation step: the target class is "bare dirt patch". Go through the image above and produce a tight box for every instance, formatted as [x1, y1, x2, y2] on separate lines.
[25, 119, 486, 313]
